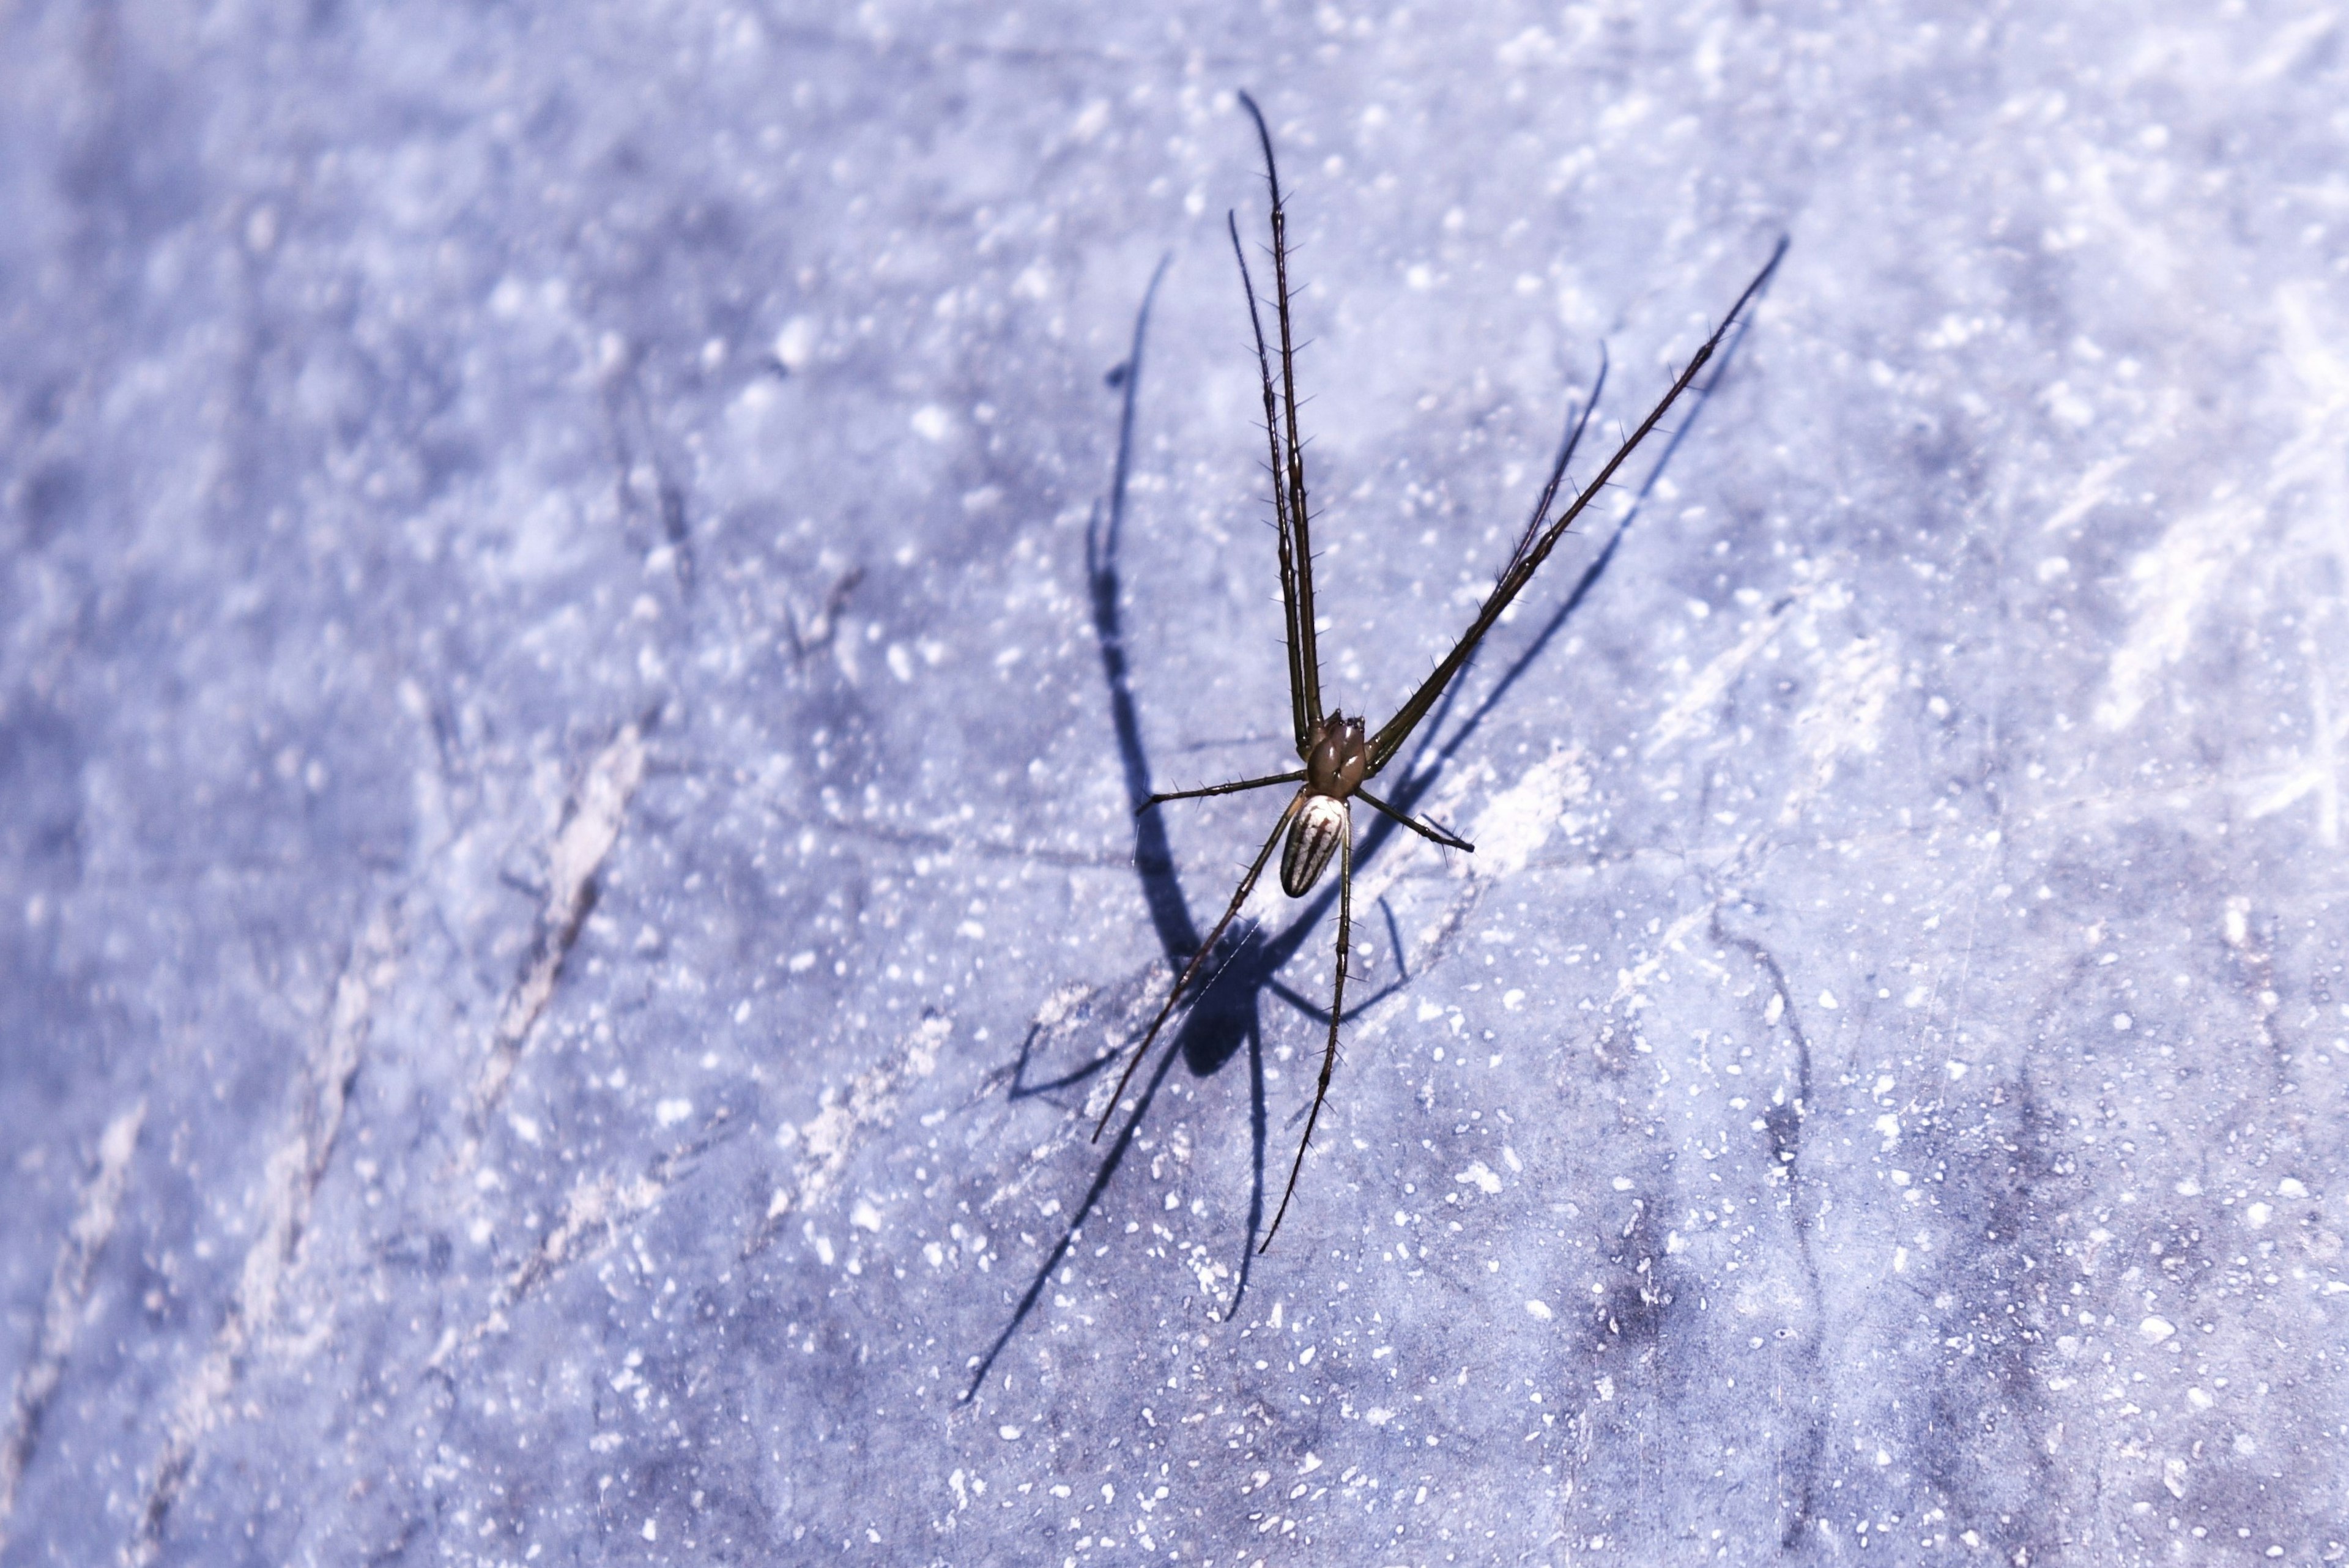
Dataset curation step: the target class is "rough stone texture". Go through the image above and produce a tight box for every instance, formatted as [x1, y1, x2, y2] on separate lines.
[3, 2, 2345, 1563]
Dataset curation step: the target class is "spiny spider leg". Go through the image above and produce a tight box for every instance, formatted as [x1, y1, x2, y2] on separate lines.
[1501, 344, 1608, 584]
[1239, 91, 1323, 747]
[1229, 89, 1340, 757]
[1262, 819, 1351, 1249]
[1092, 789, 1307, 1142]
[1356, 786, 1471, 852]
[1228, 207, 1315, 756]
[1137, 767, 1305, 816]
[1364, 236, 1787, 778]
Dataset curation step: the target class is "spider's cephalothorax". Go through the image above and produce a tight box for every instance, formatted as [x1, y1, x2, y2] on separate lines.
[1087, 91, 1784, 1252]
[1282, 713, 1365, 897]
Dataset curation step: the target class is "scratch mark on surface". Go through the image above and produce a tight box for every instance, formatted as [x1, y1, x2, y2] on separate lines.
[2101, 282, 2349, 733]
[1607, 907, 1714, 1013]
[1776, 634, 1899, 825]
[1461, 748, 1592, 882]
[751, 1012, 949, 1250]
[1645, 592, 1803, 759]
[0, 1099, 146, 1545]
[2038, 454, 2131, 535]
[2242, 656, 2345, 848]
[518, 1173, 667, 1301]
[472, 724, 647, 1118]
[2095, 486, 2261, 732]
[126, 907, 399, 1566]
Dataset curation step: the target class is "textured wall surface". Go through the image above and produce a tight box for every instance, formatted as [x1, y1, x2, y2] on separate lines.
[2, 1, 2345, 1563]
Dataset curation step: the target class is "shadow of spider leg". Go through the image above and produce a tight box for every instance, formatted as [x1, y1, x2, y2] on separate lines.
[1091, 787, 1307, 1143]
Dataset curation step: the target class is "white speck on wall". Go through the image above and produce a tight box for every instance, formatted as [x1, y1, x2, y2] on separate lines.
[1455, 1161, 1501, 1194]
[640, 1519, 657, 1542]
[655, 1098, 692, 1127]
[850, 1200, 882, 1233]
[2245, 1202, 2271, 1228]
[1595, 1376, 1615, 1402]
[2277, 1177, 2307, 1197]
[1611, 1176, 1633, 1191]
[910, 404, 954, 442]
[2140, 1316, 2176, 1342]
[508, 1113, 541, 1145]
[788, 950, 817, 972]
[773, 315, 818, 370]
[1524, 1299, 1554, 1321]
[997, 1425, 1022, 1441]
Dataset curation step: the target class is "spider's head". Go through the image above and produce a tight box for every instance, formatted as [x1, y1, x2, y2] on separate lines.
[1305, 712, 1367, 799]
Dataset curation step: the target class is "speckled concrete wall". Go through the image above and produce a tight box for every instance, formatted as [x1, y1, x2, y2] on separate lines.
[2, 2, 2344, 1562]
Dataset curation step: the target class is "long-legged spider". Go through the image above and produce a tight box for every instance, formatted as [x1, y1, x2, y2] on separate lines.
[1094, 93, 1786, 1250]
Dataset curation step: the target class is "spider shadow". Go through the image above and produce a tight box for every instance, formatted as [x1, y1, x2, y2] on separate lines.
[963, 240, 1783, 1404]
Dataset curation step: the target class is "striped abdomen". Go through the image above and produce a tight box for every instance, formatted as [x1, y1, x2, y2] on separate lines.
[1280, 793, 1350, 897]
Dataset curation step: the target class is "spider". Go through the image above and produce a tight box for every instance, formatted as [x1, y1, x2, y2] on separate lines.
[1093, 92, 1786, 1250]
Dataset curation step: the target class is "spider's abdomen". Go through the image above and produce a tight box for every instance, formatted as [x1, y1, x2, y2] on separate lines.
[1281, 793, 1350, 897]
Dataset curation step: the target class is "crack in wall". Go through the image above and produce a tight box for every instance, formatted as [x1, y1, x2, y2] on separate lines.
[0, 1098, 146, 1545]
[469, 723, 648, 1124]
[124, 907, 399, 1566]
[748, 1011, 951, 1255]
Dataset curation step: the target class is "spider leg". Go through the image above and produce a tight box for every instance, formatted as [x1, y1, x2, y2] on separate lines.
[1137, 768, 1306, 815]
[1363, 237, 1789, 778]
[1093, 789, 1307, 1142]
[1262, 812, 1351, 1250]
[1356, 785, 1472, 852]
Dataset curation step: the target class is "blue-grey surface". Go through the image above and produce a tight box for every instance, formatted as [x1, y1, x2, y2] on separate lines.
[3, 1, 2346, 1563]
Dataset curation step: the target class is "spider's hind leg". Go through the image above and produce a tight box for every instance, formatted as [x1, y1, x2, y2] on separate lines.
[1093, 790, 1307, 1142]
